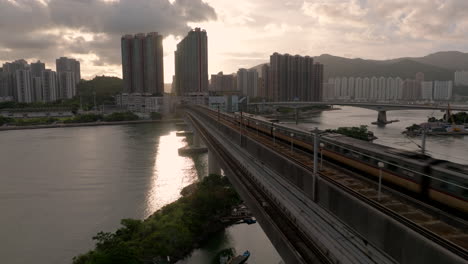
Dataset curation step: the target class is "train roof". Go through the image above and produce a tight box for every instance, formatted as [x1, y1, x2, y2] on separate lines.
[323, 133, 468, 178]
[322, 133, 433, 162]
[230, 110, 468, 177]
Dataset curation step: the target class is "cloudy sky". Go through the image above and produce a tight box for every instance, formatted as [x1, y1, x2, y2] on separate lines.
[1, 0, 468, 83]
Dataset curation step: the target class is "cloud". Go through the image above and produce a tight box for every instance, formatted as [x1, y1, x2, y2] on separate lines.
[0, 0, 217, 78]
[301, 0, 468, 41]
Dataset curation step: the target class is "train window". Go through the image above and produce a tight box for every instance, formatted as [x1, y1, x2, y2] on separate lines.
[343, 149, 350, 155]
[463, 185, 468, 198]
[440, 177, 448, 189]
[387, 163, 397, 171]
[362, 155, 370, 162]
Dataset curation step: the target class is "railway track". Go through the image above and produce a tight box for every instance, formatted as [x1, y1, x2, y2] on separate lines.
[186, 112, 333, 263]
[191, 106, 468, 261]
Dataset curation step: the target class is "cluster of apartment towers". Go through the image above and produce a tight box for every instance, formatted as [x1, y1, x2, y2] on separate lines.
[0, 58, 80, 103]
[211, 54, 324, 102]
[324, 72, 454, 102]
[121, 28, 324, 102]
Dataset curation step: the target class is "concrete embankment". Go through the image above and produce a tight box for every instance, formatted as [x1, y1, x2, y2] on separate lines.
[0, 119, 183, 131]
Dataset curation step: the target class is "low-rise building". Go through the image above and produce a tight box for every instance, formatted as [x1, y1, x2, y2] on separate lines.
[116, 93, 165, 113]
[208, 95, 239, 112]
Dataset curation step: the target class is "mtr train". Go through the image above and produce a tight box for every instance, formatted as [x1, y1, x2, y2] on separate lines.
[195, 106, 468, 214]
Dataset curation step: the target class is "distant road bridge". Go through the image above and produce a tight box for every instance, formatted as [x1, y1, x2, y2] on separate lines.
[248, 101, 468, 124]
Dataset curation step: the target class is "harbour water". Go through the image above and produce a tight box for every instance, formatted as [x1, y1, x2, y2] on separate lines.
[0, 123, 281, 264]
[293, 106, 468, 165]
[0, 106, 466, 263]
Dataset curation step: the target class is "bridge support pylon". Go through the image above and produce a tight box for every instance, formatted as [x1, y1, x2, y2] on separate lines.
[193, 131, 201, 147]
[208, 149, 221, 175]
[377, 110, 387, 124]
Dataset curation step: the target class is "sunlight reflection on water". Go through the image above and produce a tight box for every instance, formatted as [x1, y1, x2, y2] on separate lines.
[145, 131, 198, 217]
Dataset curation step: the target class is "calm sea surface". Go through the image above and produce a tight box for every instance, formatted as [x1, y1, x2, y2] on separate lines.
[1, 107, 466, 263]
[0, 123, 280, 264]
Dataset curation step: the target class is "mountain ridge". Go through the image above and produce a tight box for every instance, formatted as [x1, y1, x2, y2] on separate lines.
[250, 51, 467, 81]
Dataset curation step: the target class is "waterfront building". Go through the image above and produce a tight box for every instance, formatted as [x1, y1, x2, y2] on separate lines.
[378, 77, 386, 100]
[30, 61, 45, 78]
[348, 77, 355, 99]
[421, 81, 433, 101]
[363, 77, 370, 100]
[56, 57, 80, 100]
[116, 93, 165, 113]
[396, 77, 404, 100]
[261, 64, 270, 99]
[15, 69, 32, 103]
[174, 28, 208, 96]
[455, 70, 468, 86]
[312, 62, 324, 101]
[0, 70, 9, 97]
[415, 72, 425, 83]
[2, 60, 28, 100]
[370, 77, 378, 100]
[32, 77, 42, 102]
[403, 79, 421, 101]
[41, 70, 58, 102]
[355, 77, 363, 100]
[121, 32, 164, 95]
[340, 77, 348, 99]
[58, 71, 76, 99]
[208, 95, 239, 112]
[3, 59, 28, 74]
[334, 78, 341, 98]
[386, 77, 396, 100]
[56, 57, 80, 84]
[0, 96, 13, 102]
[434, 81, 453, 101]
[210, 72, 235, 92]
[269, 53, 319, 101]
[322, 80, 335, 101]
[237, 68, 258, 98]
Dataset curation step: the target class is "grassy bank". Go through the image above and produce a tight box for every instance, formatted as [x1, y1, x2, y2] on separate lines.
[73, 174, 241, 264]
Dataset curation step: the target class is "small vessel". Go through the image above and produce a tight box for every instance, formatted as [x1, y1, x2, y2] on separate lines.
[228, 250, 250, 264]
[242, 217, 257, 225]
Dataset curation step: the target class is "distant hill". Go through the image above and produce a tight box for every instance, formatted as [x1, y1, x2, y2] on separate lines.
[314, 54, 454, 81]
[248, 51, 464, 81]
[77, 76, 123, 106]
[379, 51, 468, 71]
[78, 76, 122, 97]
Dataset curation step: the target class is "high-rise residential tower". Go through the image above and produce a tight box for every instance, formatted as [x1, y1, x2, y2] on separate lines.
[42, 70, 58, 102]
[210, 72, 235, 92]
[268, 53, 321, 101]
[30, 61, 45, 78]
[56, 57, 80, 84]
[237, 68, 258, 97]
[174, 28, 208, 96]
[58, 71, 76, 99]
[145, 32, 164, 95]
[15, 69, 32, 103]
[121, 32, 164, 95]
[56, 57, 80, 99]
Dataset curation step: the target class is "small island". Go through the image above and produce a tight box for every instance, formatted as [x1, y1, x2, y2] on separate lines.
[72, 174, 242, 264]
[326, 125, 377, 141]
[403, 112, 468, 136]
